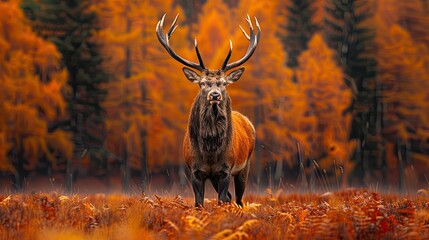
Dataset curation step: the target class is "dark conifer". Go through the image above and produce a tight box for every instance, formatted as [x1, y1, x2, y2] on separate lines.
[22, 0, 109, 191]
[324, 0, 378, 185]
[282, 0, 319, 68]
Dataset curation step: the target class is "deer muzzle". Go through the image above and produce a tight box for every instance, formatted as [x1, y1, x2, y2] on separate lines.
[208, 90, 222, 104]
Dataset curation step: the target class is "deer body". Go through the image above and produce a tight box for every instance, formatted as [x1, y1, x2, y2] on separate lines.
[156, 14, 260, 207]
[183, 90, 255, 206]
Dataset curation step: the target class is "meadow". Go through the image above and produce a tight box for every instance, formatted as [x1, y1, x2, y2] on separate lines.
[1, 189, 429, 239]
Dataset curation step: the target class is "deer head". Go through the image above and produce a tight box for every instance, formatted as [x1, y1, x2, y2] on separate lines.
[156, 14, 261, 106]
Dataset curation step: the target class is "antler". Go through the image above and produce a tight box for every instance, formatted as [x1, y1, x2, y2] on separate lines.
[221, 15, 261, 72]
[156, 14, 206, 72]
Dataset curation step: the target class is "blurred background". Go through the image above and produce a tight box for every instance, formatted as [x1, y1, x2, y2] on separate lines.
[1, 0, 429, 194]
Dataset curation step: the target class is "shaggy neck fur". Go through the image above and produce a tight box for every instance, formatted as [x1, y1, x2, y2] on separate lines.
[189, 94, 232, 155]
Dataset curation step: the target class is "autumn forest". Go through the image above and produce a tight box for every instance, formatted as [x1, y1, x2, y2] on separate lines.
[1, 0, 429, 195]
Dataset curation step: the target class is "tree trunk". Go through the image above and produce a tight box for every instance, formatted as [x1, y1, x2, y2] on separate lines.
[66, 156, 72, 193]
[13, 147, 25, 191]
[140, 84, 149, 191]
[138, 14, 150, 192]
[296, 141, 308, 192]
[141, 134, 148, 192]
[122, 145, 130, 193]
[253, 103, 262, 190]
[274, 159, 283, 184]
[122, 18, 132, 194]
[102, 151, 110, 189]
[396, 141, 405, 193]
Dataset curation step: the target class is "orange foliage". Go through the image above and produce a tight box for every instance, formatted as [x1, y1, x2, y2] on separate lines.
[232, 0, 294, 166]
[295, 34, 354, 169]
[377, 25, 429, 143]
[0, 190, 429, 239]
[313, 0, 326, 25]
[0, 1, 72, 172]
[375, 17, 429, 178]
[93, 0, 191, 169]
[376, 0, 429, 46]
[193, 0, 232, 69]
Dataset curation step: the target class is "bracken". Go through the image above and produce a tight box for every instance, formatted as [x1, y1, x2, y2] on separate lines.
[0, 189, 428, 239]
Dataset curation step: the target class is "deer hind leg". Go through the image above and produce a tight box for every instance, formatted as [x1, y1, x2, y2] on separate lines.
[234, 162, 250, 207]
[191, 170, 207, 207]
[209, 178, 232, 202]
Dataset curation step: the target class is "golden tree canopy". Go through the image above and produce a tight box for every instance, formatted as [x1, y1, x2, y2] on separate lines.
[0, 0, 72, 172]
[296, 34, 353, 166]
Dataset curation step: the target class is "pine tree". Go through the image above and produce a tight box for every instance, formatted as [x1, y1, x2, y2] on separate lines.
[282, 0, 318, 67]
[22, 0, 109, 191]
[324, 0, 377, 185]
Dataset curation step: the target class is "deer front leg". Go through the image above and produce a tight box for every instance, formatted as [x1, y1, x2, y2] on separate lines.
[209, 178, 232, 201]
[191, 170, 206, 207]
[214, 170, 231, 204]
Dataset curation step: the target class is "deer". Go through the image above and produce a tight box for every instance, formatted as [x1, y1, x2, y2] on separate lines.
[156, 14, 260, 207]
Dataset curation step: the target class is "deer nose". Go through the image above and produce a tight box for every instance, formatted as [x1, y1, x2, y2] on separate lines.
[210, 91, 221, 100]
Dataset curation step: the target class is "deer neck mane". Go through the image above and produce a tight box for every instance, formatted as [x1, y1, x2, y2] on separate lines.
[189, 94, 232, 154]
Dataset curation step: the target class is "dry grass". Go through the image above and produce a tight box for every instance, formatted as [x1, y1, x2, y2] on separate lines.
[1, 189, 429, 239]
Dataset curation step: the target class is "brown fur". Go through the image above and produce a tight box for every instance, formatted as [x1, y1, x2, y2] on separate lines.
[182, 83, 255, 206]
[184, 111, 255, 174]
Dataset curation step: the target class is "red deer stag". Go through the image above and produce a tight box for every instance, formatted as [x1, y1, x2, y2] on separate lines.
[156, 14, 260, 207]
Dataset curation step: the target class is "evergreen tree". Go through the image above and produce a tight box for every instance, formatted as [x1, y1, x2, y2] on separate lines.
[324, 0, 377, 185]
[282, 0, 318, 67]
[22, 0, 109, 191]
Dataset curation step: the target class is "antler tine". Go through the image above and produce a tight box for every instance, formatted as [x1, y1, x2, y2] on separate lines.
[222, 15, 261, 72]
[245, 14, 253, 31]
[194, 38, 206, 70]
[221, 40, 233, 70]
[159, 13, 166, 28]
[167, 14, 179, 38]
[239, 25, 250, 40]
[156, 13, 205, 72]
[255, 16, 261, 32]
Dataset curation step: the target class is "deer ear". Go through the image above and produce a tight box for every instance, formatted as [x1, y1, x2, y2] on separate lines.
[226, 67, 245, 84]
[182, 67, 200, 84]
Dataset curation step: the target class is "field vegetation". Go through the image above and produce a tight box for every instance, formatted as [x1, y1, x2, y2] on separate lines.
[1, 189, 429, 239]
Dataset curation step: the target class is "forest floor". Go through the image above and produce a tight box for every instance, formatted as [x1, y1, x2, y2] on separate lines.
[1, 189, 429, 239]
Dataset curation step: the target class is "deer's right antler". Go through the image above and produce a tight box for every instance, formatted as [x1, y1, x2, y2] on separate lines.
[221, 15, 261, 72]
[156, 14, 206, 72]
